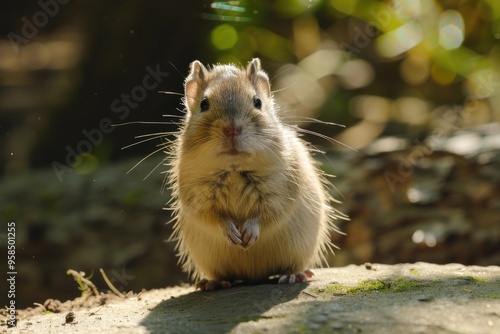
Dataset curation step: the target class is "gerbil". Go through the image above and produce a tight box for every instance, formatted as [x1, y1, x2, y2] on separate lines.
[167, 58, 345, 290]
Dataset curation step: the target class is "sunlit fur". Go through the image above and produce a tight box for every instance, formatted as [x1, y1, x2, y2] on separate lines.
[165, 59, 346, 282]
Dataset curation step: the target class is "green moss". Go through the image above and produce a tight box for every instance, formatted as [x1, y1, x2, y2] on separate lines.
[483, 295, 500, 299]
[392, 280, 426, 292]
[314, 277, 429, 295]
[313, 280, 388, 295]
[296, 324, 309, 334]
[310, 283, 347, 294]
[347, 279, 387, 293]
[323, 283, 348, 294]
[469, 276, 486, 283]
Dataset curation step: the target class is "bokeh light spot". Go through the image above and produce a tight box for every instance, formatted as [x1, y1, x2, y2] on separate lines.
[412, 230, 425, 244]
[73, 153, 99, 175]
[439, 26, 463, 50]
[400, 54, 430, 85]
[338, 59, 375, 89]
[329, 0, 357, 15]
[439, 10, 464, 50]
[376, 21, 423, 57]
[211, 24, 238, 50]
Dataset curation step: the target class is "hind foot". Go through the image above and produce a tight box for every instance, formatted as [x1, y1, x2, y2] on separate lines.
[278, 269, 316, 284]
[195, 279, 232, 291]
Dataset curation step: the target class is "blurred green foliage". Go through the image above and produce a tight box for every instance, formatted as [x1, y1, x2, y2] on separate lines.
[205, 0, 500, 148]
[1, 0, 499, 174]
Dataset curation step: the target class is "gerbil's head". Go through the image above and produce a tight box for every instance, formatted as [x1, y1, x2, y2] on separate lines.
[180, 58, 283, 168]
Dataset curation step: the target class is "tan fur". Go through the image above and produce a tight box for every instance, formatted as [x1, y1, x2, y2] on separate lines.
[167, 58, 344, 282]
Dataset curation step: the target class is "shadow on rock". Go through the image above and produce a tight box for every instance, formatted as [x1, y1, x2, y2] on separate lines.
[140, 283, 306, 334]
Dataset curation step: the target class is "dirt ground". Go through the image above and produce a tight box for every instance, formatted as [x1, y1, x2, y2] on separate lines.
[2, 262, 500, 334]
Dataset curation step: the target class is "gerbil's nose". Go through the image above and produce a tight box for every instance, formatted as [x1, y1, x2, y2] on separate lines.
[224, 125, 242, 137]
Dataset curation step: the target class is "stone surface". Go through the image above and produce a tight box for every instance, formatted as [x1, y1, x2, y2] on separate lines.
[4, 263, 500, 334]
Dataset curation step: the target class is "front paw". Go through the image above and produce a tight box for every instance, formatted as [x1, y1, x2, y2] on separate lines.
[240, 217, 259, 249]
[223, 219, 243, 247]
[222, 217, 259, 249]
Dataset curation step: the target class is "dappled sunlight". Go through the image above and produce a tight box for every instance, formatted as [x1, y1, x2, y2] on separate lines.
[198, 0, 500, 152]
[438, 10, 465, 50]
[376, 21, 423, 57]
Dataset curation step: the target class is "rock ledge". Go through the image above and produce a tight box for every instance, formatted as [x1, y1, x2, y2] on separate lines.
[5, 262, 500, 334]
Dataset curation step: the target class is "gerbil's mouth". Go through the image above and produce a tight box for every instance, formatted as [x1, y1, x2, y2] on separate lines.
[220, 149, 249, 156]
[219, 136, 249, 156]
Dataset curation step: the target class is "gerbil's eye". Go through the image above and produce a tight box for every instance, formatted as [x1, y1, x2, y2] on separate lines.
[200, 97, 210, 112]
[253, 96, 262, 110]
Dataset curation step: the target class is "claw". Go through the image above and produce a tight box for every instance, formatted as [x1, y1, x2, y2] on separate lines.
[278, 275, 289, 284]
[224, 220, 243, 246]
[304, 269, 316, 278]
[296, 272, 308, 283]
[196, 279, 232, 291]
[278, 270, 314, 284]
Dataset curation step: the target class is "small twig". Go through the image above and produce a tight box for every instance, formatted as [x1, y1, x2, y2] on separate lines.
[99, 268, 125, 298]
[87, 307, 102, 316]
[33, 303, 46, 312]
[66, 269, 99, 296]
[302, 290, 319, 298]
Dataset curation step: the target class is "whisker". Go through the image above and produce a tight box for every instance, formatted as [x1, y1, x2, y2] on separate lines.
[168, 61, 185, 79]
[292, 126, 358, 152]
[112, 120, 180, 126]
[281, 116, 346, 128]
[260, 138, 287, 170]
[269, 64, 295, 82]
[126, 145, 168, 174]
[135, 131, 178, 139]
[158, 91, 184, 96]
[271, 85, 295, 94]
[121, 134, 171, 150]
[142, 157, 167, 181]
[162, 114, 185, 118]
[318, 155, 346, 201]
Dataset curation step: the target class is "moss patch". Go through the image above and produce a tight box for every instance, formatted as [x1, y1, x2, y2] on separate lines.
[469, 276, 486, 283]
[483, 295, 500, 299]
[313, 277, 430, 295]
[321, 283, 347, 294]
[391, 279, 427, 292]
[347, 279, 387, 293]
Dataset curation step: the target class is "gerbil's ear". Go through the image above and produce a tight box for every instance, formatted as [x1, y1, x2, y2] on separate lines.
[247, 58, 271, 98]
[185, 60, 208, 112]
[188, 60, 208, 81]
